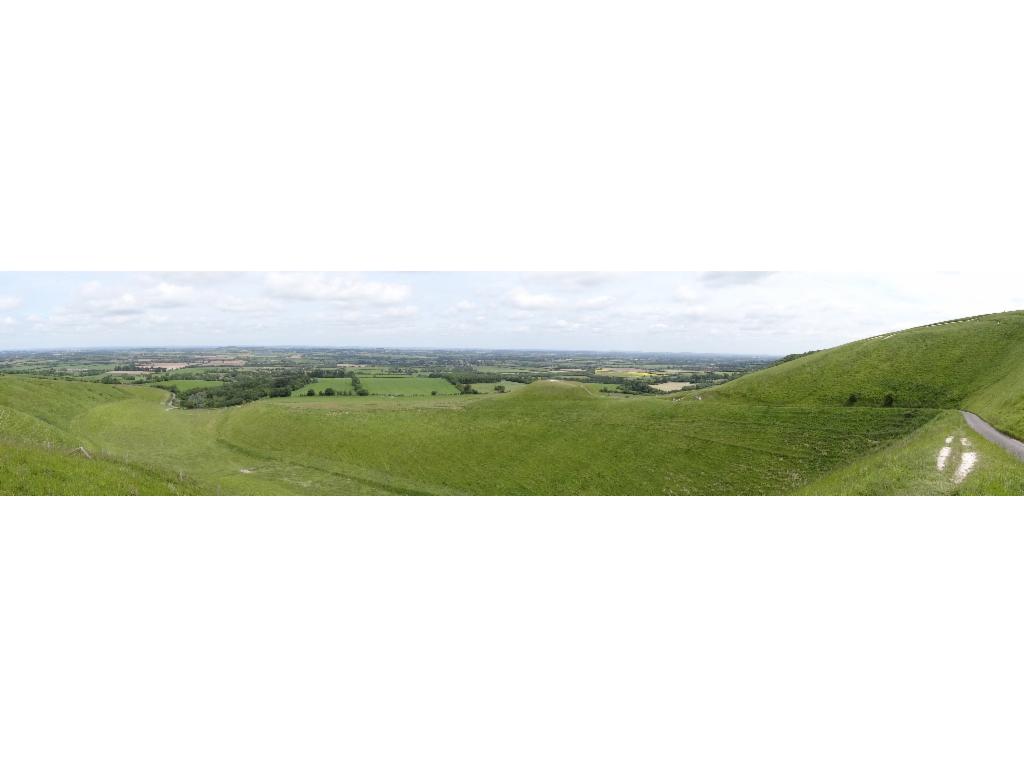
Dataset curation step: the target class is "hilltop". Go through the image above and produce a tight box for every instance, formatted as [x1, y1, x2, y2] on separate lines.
[687, 311, 1024, 439]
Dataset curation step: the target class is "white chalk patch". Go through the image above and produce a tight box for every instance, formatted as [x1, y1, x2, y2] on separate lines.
[961, 437, 971, 447]
[240, 468, 254, 474]
[945, 436, 953, 445]
[937, 447, 952, 470]
[954, 452, 978, 484]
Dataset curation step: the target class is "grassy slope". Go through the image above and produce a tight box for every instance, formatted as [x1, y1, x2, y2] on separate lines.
[0, 378, 206, 495]
[0, 376, 133, 447]
[216, 382, 935, 495]
[0, 441, 202, 495]
[797, 410, 1024, 496]
[679, 311, 1024, 493]
[692, 311, 1024, 430]
[0, 377, 937, 495]
[71, 385, 380, 495]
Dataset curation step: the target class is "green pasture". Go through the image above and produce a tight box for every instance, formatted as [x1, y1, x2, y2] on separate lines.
[471, 380, 526, 394]
[691, 311, 1024, 432]
[291, 377, 355, 397]
[361, 376, 459, 396]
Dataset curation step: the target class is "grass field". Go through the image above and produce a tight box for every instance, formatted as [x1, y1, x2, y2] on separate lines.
[0, 440, 202, 495]
[0, 376, 945, 495]
[797, 410, 1024, 496]
[690, 312, 1024, 433]
[151, 379, 225, 392]
[290, 377, 354, 397]
[360, 376, 459, 396]
[469, 380, 526, 394]
[214, 385, 939, 494]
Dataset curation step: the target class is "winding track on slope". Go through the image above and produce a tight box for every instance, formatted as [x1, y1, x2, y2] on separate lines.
[960, 411, 1024, 462]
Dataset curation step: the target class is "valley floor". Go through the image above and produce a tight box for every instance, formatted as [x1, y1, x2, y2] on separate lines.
[2, 376, 1022, 495]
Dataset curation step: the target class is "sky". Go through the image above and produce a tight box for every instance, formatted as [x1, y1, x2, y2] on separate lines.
[0, 271, 1022, 355]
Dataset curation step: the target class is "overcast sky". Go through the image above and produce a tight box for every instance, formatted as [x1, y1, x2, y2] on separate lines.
[0, 272, 1022, 355]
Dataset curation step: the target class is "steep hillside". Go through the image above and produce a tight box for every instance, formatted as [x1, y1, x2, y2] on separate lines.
[0, 441, 203, 495]
[0, 376, 136, 448]
[692, 311, 1024, 437]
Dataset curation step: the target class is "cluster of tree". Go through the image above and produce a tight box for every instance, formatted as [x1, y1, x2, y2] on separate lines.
[429, 371, 533, 386]
[149, 371, 223, 383]
[587, 374, 656, 393]
[349, 373, 369, 396]
[616, 378, 657, 394]
[310, 368, 346, 378]
[179, 370, 314, 409]
[305, 387, 363, 397]
[845, 392, 897, 407]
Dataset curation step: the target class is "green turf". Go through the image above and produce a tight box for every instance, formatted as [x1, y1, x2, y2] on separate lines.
[687, 311, 1024, 434]
[795, 409, 1024, 496]
[0, 376, 938, 495]
[360, 376, 459, 396]
[213, 382, 937, 495]
[290, 377, 354, 397]
[469, 380, 526, 394]
[0, 440, 203, 495]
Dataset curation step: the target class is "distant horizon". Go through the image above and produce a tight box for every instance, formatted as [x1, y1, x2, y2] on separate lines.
[1, 271, 1022, 355]
[0, 342, 781, 358]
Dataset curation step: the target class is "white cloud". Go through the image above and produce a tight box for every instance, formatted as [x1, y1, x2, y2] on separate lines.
[674, 285, 699, 302]
[82, 292, 146, 316]
[523, 272, 615, 291]
[507, 289, 561, 310]
[383, 306, 418, 318]
[218, 296, 281, 314]
[575, 295, 612, 310]
[265, 273, 411, 304]
[149, 282, 196, 307]
[700, 271, 777, 287]
[0, 296, 22, 310]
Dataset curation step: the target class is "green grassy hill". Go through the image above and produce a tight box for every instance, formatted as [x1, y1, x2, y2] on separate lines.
[2, 311, 1023, 496]
[690, 311, 1024, 439]
[0, 441, 203, 495]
